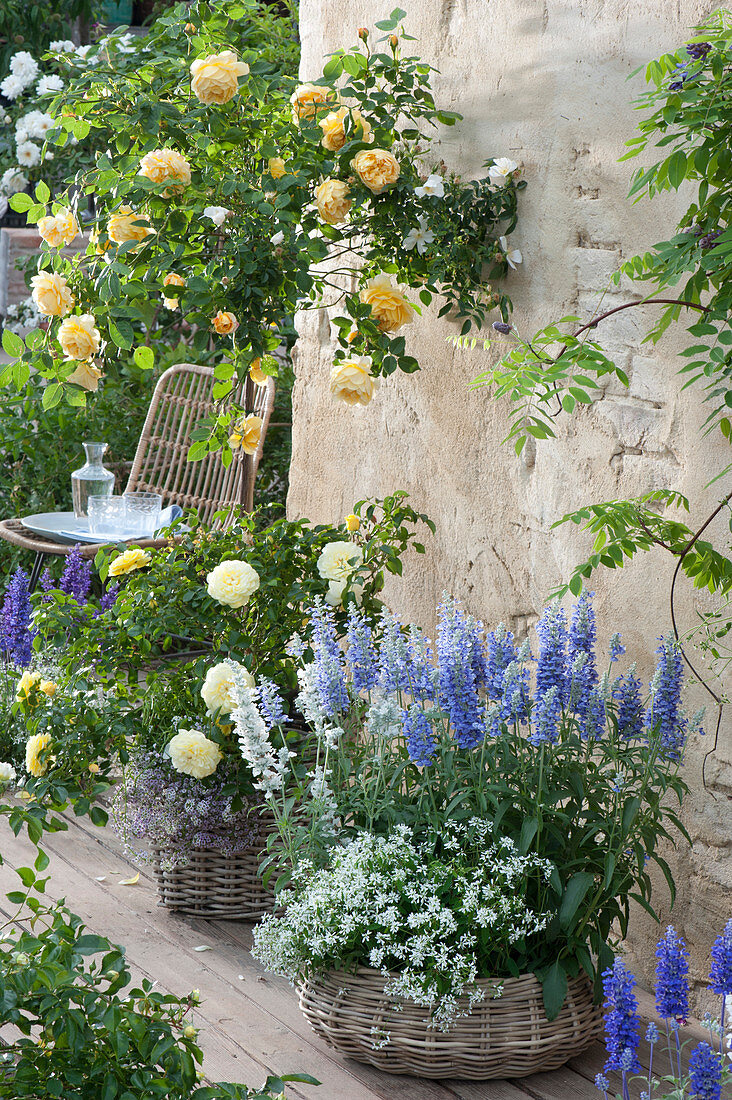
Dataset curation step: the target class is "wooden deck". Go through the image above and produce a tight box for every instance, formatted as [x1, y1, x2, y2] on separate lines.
[0, 811, 709, 1100]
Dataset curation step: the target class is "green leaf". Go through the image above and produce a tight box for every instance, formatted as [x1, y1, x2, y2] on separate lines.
[35, 180, 50, 204]
[42, 382, 63, 410]
[540, 960, 568, 1022]
[9, 192, 33, 213]
[559, 872, 595, 930]
[2, 329, 24, 358]
[133, 346, 154, 371]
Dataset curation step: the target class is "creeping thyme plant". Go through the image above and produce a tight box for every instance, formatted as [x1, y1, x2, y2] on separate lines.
[3, 0, 523, 451]
[245, 591, 697, 1023]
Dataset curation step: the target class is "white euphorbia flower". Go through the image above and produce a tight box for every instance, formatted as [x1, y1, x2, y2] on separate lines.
[498, 234, 522, 269]
[203, 205, 232, 226]
[414, 173, 445, 199]
[488, 157, 518, 187]
[403, 217, 435, 255]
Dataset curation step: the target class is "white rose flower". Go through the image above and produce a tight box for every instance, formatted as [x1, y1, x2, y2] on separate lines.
[202, 205, 232, 226]
[0, 762, 16, 784]
[201, 660, 254, 715]
[317, 540, 364, 583]
[22, 110, 54, 139]
[402, 216, 434, 255]
[498, 234, 523, 270]
[1, 167, 28, 194]
[167, 729, 222, 779]
[14, 127, 28, 144]
[414, 173, 445, 199]
[9, 52, 39, 86]
[206, 560, 260, 608]
[0, 74, 26, 100]
[270, 230, 285, 246]
[49, 40, 76, 53]
[36, 74, 64, 95]
[16, 142, 41, 168]
[488, 157, 519, 187]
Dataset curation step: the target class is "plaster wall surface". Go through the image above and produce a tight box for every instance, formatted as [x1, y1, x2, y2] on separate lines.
[289, 0, 731, 1003]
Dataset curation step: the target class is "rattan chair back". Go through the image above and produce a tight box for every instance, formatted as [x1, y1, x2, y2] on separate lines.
[125, 363, 275, 524]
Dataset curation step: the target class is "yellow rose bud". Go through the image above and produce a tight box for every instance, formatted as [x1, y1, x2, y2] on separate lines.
[249, 358, 267, 386]
[38, 208, 79, 248]
[190, 50, 249, 105]
[351, 148, 400, 194]
[58, 313, 101, 361]
[357, 27, 369, 39]
[183, 1025, 197, 1039]
[88, 762, 100, 773]
[162, 272, 185, 309]
[268, 156, 286, 179]
[138, 148, 191, 191]
[30, 271, 73, 317]
[389, 34, 399, 48]
[319, 106, 372, 153]
[314, 178, 352, 225]
[40, 680, 56, 697]
[212, 310, 239, 335]
[359, 274, 414, 332]
[345, 513, 360, 532]
[290, 82, 334, 121]
[67, 361, 104, 392]
[229, 413, 262, 455]
[329, 355, 378, 407]
[108, 548, 152, 576]
[108, 205, 153, 245]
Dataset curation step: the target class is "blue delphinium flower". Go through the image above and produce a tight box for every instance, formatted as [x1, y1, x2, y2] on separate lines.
[309, 601, 348, 717]
[688, 1042, 723, 1100]
[436, 597, 485, 749]
[377, 611, 411, 695]
[402, 703, 436, 766]
[646, 638, 686, 761]
[58, 544, 92, 604]
[655, 925, 689, 1023]
[0, 568, 34, 667]
[257, 678, 287, 730]
[535, 603, 569, 705]
[485, 623, 517, 698]
[529, 684, 561, 746]
[613, 669, 645, 740]
[609, 633, 625, 662]
[602, 958, 641, 1073]
[710, 918, 732, 995]
[346, 606, 377, 694]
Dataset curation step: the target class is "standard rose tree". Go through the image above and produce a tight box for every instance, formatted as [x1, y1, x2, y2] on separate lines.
[4, 1, 524, 458]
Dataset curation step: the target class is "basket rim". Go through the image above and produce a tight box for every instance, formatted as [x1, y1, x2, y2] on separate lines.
[298, 964, 590, 993]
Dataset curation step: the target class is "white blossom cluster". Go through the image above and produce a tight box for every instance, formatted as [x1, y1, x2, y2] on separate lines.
[295, 663, 343, 750]
[3, 295, 41, 335]
[231, 667, 292, 799]
[252, 822, 553, 1030]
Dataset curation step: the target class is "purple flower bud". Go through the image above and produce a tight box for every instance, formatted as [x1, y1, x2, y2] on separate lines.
[686, 42, 711, 60]
[492, 320, 512, 335]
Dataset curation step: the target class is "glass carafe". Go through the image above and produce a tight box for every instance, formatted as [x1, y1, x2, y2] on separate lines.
[71, 442, 116, 518]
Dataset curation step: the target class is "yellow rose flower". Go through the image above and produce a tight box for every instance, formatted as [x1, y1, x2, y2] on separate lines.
[360, 274, 414, 332]
[190, 50, 249, 105]
[58, 313, 101, 361]
[351, 148, 400, 194]
[329, 356, 379, 407]
[30, 271, 73, 317]
[40, 680, 56, 697]
[290, 82, 334, 121]
[268, 157, 286, 179]
[67, 361, 104, 392]
[229, 413, 262, 455]
[16, 670, 42, 702]
[345, 513, 360, 532]
[317, 539, 364, 582]
[25, 732, 52, 777]
[162, 272, 185, 309]
[38, 208, 79, 248]
[206, 560, 260, 608]
[108, 205, 153, 246]
[108, 548, 152, 576]
[138, 148, 191, 190]
[315, 178, 352, 225]
[212, 310, 239, 335]
[201, 660, 254, 715]
[167, 729, 222, 779]
[319, 106, 372, 152]
[249, 358, 267, 386]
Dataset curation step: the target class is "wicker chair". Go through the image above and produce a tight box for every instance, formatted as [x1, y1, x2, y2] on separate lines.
[0, 363, 276, 589]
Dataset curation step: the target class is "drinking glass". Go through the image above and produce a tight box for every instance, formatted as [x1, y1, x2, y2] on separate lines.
[124, 492, 163, 537]
[88, 495, 128, 538]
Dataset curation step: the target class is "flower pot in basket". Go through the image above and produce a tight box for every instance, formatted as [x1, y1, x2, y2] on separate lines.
[297, 967, 602, 1080]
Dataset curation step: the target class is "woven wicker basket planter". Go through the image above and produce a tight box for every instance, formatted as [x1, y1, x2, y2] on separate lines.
[298, 967, 602, 1079]
[152, 842, 274, 921]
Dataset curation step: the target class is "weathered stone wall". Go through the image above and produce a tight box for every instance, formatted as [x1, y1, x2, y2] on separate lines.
[290, 0, 731, 1007]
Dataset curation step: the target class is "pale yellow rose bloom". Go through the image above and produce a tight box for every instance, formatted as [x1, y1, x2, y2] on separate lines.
[229, 413, 262, 455]
[206, 560, 260, 608]
[58, 313, 101, 361]
[16, 670, 42, 702]
[38, 208, 79, 248]
[190, 50, 249, 105]
[249, 358, 267, 386]
[167, 729, 222, 779]
[351, 148, 400, 194]
[329, 356, 379, 407]
[317, 539, 364, 582]
[290, 82, 334, 121]
[108, 206, 153, 245]
[67, 361, 104, 392]
[360, 274, 414, 332]
[108, 548, 152, 576]
[212, 310, 239, 335]
[345, 513, 360, 532]
[40, 680, 57, 697]
[315, 178, 352, 225]
[268, 157, 286, 179]
[162, 272, 185, 309]
[319, 106, 372, 152]
[201, 661, 254, 715]
[138, 148, 191, 190]
[25, 732, 52, 777]
[30, 271, 73, 317]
